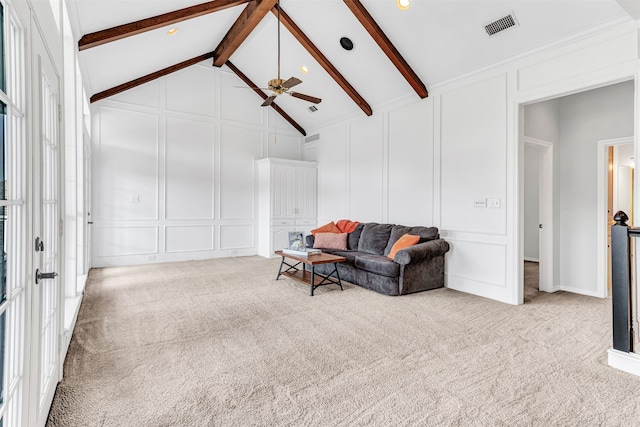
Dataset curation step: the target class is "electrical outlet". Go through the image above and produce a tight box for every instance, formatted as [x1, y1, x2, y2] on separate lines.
[489, 198, 501, 208]
[130, 194, 140, 203]
[147, 255, 156, 260]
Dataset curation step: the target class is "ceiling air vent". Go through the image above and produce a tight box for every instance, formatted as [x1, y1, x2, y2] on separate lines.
[484, 13, 518, 37]
[308, 105, 318, 113]
[305, 134, 320, 144]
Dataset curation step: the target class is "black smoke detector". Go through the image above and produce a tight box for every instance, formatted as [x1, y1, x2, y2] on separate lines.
[340, 37, 354, 51]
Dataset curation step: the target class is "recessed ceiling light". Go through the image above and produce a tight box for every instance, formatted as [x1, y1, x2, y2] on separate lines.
[167, 28, 178, 36]
[301, 65, 309, 74]
[340, 37, 354, 51]
[397, 0, 410, 10]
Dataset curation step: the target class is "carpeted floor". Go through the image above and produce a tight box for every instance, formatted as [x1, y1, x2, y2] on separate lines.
[524, 260, 540, 303]
[47, 256, 640, 426]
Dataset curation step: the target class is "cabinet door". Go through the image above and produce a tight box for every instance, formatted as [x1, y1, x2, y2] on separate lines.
[272, 165, 296, 218]
[295, 167, 317, 219]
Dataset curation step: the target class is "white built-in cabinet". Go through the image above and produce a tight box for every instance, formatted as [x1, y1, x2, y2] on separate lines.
[257, 158, 318, 257]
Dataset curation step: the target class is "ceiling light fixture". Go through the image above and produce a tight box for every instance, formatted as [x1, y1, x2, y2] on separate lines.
[397, 0, 410, 11]
[301, 65, 309, 74]
[167, 28, 178, 35]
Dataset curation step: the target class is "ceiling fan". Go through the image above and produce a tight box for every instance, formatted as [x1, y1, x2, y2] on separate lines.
[258, 0, 322, 107]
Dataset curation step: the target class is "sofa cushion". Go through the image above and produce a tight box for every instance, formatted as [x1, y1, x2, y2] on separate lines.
[348, 223, 365, 250]
[354, 254, 400, 278]
[326, 250, 369, 267]
[384, 225, 439, 256]
[313, 232, 347, 250]
[358, 223, 394, 255]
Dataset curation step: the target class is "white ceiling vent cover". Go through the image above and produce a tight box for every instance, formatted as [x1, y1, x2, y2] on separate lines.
[305, 134, 320, 144]
[484, 13, 518, 37]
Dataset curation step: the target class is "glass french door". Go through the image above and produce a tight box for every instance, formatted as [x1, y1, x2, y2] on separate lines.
[0, 2, 27, 426]
[30, 23, 61, 427]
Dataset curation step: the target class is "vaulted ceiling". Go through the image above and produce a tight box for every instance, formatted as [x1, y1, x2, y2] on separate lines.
[66, 0, 634, 135]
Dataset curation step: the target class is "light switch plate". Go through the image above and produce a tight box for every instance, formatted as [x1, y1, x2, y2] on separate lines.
[474, 198, 487, 208]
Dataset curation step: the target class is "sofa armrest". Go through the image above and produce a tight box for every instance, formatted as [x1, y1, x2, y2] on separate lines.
[394, 239, 450, 265]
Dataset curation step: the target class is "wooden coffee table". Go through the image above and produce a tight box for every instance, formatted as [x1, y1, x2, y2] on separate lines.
[275, 251, 346, 296]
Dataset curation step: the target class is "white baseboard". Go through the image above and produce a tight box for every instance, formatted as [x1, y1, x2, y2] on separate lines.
[557, 284, 602, 298]
[608, 348, 640, 376]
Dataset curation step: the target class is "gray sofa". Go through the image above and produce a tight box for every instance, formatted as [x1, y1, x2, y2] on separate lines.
[305, 222, 450, 296]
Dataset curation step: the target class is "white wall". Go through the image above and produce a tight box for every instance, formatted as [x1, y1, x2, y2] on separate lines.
[524, 99, 560, 143]
[310, 20, 640, 304]
[310, 97, 434, 227]
[91, 64, 303, 267]
[558, 80, 634, 296]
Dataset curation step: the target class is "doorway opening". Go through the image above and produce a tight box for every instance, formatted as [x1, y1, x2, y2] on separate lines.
[599, 137, 634, 297]
[519, 79, 634, 304]
[523, 138, 554, 303]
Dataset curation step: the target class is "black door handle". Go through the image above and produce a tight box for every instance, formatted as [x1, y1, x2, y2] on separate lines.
[35, 269, 58, 284]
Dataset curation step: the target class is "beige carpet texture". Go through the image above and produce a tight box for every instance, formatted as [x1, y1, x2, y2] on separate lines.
[47, 257, 640, 426]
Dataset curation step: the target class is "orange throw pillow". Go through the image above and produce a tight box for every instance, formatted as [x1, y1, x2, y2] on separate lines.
[311, 221, 341, 236]
[336, 219, 360, 233]
[387, 234, 420, 259]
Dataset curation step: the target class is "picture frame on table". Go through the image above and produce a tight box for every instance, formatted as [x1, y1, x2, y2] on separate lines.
[288, 231, 306, 251]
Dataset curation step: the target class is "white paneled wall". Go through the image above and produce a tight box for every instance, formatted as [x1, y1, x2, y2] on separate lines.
[219, 126, 262, 220]
[165, 118, 214, 220]
[96, 107, 160, 221]
[440, 75, 507, 235]
[317, 126, 347, 221]
[310, 21, 640, 305]
[91, 64, 302, 266]
[388, 101, 434, 226]
[349, 115, 385, 222]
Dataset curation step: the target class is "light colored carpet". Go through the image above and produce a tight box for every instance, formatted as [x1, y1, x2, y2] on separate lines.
[47, 256, 640, 426]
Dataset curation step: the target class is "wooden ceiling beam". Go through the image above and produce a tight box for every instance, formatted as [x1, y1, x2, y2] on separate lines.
[272, 6, 372, 116]
[78, 0, 250, 51]
[90, 52, 214, 103]
[226, 61, 306, 136]
[213, 0, 278, 67]
[343, 0, 428, 99]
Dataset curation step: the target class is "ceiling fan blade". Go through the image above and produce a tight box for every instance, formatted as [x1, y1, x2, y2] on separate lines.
[261, 95, 277, 107]
[282, 77, 302, 89]
[289, 92, 322, 104]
